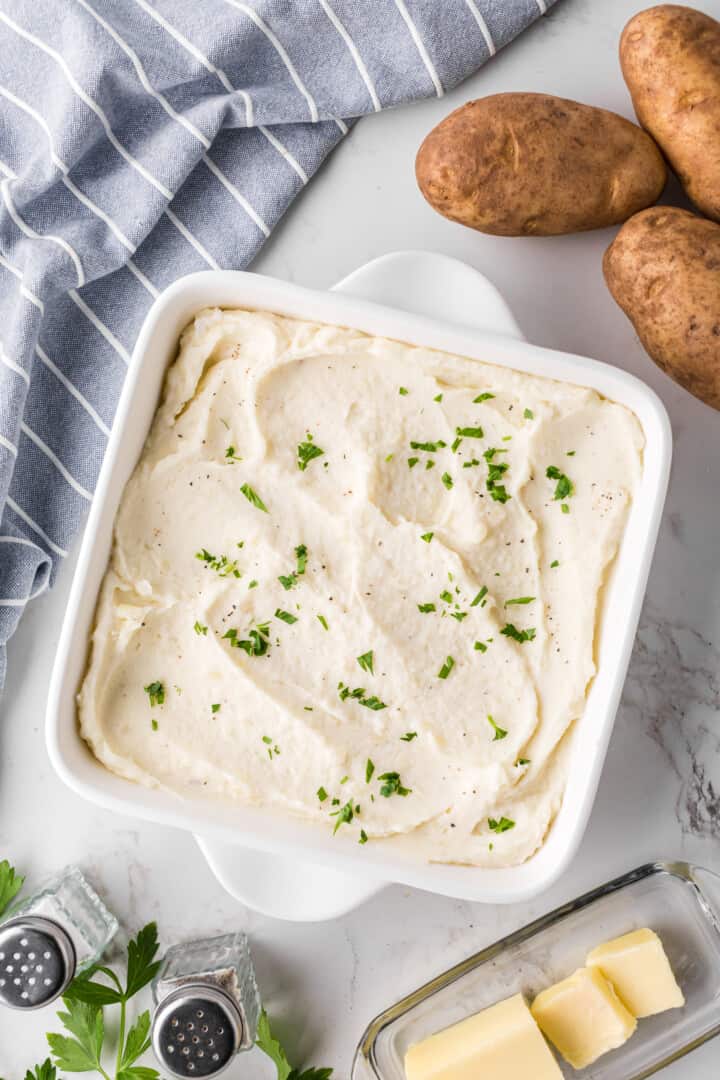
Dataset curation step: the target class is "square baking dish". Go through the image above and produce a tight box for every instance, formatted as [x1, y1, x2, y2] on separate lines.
[45, 252, 672, 911]
[352, 861, 720, 1079]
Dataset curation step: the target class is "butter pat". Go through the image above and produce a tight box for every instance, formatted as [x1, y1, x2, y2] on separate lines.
[531, 967, 636, 1069]
[587, 927, 685, 1018]
[404, 993, 562, 1080]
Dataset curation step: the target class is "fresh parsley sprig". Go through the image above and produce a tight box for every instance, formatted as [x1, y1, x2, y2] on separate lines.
[257, 1009, 333, 1080]
[0, 857, 24, 916]
[48, 923, 162, 1080]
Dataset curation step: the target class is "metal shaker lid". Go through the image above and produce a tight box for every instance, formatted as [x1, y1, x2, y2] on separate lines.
[152, 984, 243, 1078]
[0, 915, 76, 1010]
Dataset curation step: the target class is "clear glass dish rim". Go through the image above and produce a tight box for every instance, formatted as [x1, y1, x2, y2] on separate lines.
[353, 859, 720, 1080]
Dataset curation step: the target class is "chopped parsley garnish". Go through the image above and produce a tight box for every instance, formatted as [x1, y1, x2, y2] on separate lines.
[463, 458, 481, 469]
[211, 703, 221, 713]
[223, 623, 271, 656]
[278, 572, 297, 590]
[317, 786, 328, 802]
[385, 452, 394, 462]
[357, 650, 374, 674]
[567, 450, 576, 456]
[378, 771, 411, 797]
[474, 641, 488, 653]
[471, 586, 488, 607]
[194, 620, 208, 635]
[359, 829, 368, 844]
[144, 681, 164, 707]
[408, 457, 419, 469]
[561, 503, 570, 514]
[438, 655, 455, 679]
[248, 579, 258, 589]
[317, 614, 329, 631]
[456, 426, 484, 439]
[338, 683, 387, 710]
[297, 433, 325, 472]
[505, 596, 536, 606]
[439, 589, 453, 604]
[484, 448, 510, 503]
[547, 464, 574, 501]
[399, 386, 409, 396]
[523, 408, 534, 420]
[434, 393, 443, 402]
[225, 445, 241, 460]
[401, 732, 418, 742]
[410, 440, 446, 452]
[473, 392, 495, 403]
[550, 559, 560, 568]
[262, 735, 280, 759]
[488, 715, 508, 741]
[418, 602, 436, 613]
[366, 758, 375, 783]
[240, 482, 268, 512]
[275, 608, 298, 625]
[516, 757, 531, 766]
[426, 459, 435, 470]
[421, 532, 434, 543]
[451, 612, 467, 622]
[195, 549, 242, 578]
[488, 816, 516, 833]
[501, 623, 536, 644]
[441, 472, 453, 490]
[331, 799, 355, 833]
[295, 543, 308, 574]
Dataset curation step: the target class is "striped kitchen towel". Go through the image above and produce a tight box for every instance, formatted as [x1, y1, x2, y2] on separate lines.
[0, 0, 558, 687]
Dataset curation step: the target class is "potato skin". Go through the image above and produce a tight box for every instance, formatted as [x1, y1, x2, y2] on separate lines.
[415, 93, 667, 237]
[604, 207, 720, 409]
[620, 5, 720, 223]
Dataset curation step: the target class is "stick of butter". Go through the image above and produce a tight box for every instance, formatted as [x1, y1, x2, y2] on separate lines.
[404, 993, 562, 1080]
[530, 966, 636, 1069]
[587, 927, 685, 1018]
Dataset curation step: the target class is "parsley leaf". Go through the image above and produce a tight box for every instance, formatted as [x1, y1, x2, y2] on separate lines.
[501, 623, 536, 644]
[470, 586, 488, 607]
[474, 641, 488, 652]
[408, 457, 419, 469]
[524, 408, 534, 420]
[295, 544, 308, 575]
[225, 445, 241, 461]
[317, 786, 328, 802]
[487, 715, 508, 741]
[195, 548, 242, 577]
[0, 858, 24, 916]
[398, 386, 409, 396]
[488, 816, 516, 834]
[400, 732, 418, 742]
[410, 440, 446, 452]
[473, 392, 495, 403]
[456, 426, 484, 439]
[550, 559, 560, 568]
[546, 465, 574, 501]
[275, 609, 298, 625]
[366, 758, 375, 783]
[193, 620, 208, 636]
[505, 596, 535, 606]
[279, 572, 298, 590]
[417, 602, 436, 613]
[484, 448, 510, 503]
[241, 482, 269, 512]
[433, 393, 443, 402]
[337, 683, 387, 710]
[47, 999, 104, 1073]
[143, 682, 164, 707]
[124, 922, 162, 999]
[420, 532, 434, 543]
[297, 434, 325, 472]
[441, 471, 453, 490]
[331, 800, 355, 834]
[357, 650, 374, 674]
[378, 772, 412, 797]
[317, 614, 329, 631]
[24, 1062, 58, 1080]
[438, 655, 455, 679]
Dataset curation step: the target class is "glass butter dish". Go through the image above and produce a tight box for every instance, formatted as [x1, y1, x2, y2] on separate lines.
[352, 862, 720, 1079]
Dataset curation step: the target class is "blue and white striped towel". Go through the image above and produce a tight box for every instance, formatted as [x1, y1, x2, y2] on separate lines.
[0, 0, 557, 687]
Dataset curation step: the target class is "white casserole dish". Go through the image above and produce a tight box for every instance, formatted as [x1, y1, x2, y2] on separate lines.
[46, 252, 672, 922]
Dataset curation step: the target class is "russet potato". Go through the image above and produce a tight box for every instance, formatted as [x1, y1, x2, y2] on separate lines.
[604, 207, 720, 409]
[620, 5, 720, 223]
[415, 93, 667, 237]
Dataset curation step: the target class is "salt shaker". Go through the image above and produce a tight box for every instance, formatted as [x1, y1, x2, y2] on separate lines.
[151, 932, 261, 1078]
[0, 865, 118, 1010]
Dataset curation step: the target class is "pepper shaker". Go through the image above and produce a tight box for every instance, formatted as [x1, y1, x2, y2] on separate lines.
[0, 865, 118, 1010]
[151, 932, 261, 1078]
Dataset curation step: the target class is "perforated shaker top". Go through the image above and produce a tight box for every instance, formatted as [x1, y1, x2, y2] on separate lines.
[152, 986, 242, 1078]
[0, 917, 76, 1009]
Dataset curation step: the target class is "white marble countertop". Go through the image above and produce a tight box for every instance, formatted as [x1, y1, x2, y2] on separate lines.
[3, 0, 720, 1074]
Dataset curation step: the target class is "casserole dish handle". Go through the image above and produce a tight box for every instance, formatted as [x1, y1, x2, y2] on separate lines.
[194, 250, 525, 921]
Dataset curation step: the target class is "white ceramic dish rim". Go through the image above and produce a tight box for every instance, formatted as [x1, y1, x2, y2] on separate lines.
[46, 254, 672, 907]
